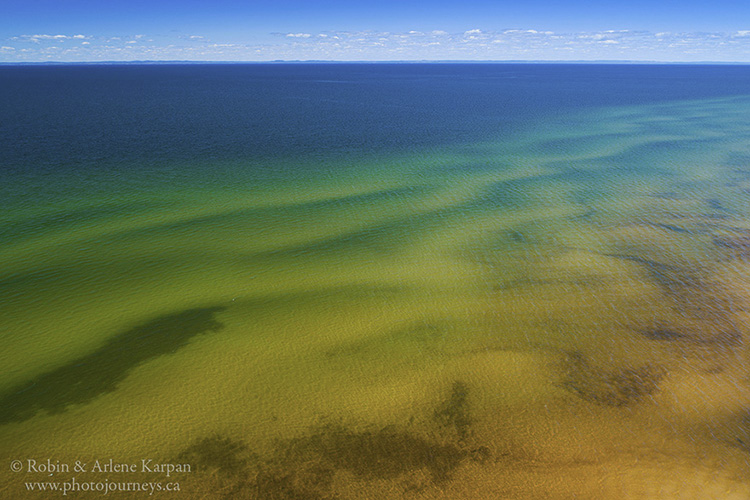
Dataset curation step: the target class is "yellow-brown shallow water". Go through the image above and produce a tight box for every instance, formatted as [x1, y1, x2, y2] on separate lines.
[2, 68, 750, 499]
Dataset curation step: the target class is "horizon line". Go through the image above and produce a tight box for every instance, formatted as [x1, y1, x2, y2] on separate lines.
[2, 59, 750, 66]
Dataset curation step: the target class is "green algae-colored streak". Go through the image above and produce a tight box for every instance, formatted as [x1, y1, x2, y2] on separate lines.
[0, 306, 226, 424]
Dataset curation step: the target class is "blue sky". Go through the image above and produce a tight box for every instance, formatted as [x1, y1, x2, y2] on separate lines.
[3, 0, 750, 62]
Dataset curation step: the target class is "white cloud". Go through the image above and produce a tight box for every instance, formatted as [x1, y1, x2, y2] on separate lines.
[9, 34, 93, 46]
[3, 28, 750, 62]
[258, 28, 750, 61]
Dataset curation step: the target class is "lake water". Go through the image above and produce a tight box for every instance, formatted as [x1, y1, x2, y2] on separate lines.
[1, 63, 749, 499]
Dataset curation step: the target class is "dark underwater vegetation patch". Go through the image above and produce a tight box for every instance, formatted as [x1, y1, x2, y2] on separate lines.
[470, 222, 553, 261]
[178, 389, 484, 500]
[561, 351, 667, 407]
[736, 411, 750, 454]
[604, 243, 744, 348]
[603, 253, 709, 306]
[0, 306, 226, 425]
[178, 422, 471, 500]
[433, 381, 473, 441]
[283, 424, 466, 484]
[641, 328, 688, 341]
[706, 198, 730, 213]
[178, 435, 256, 477]
[639, 323, 741, 347]
[650, 223, 698, 235]
[712, 233, 750, 259]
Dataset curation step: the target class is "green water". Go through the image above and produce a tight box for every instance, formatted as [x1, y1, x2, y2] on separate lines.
[2, 95, 750, 499]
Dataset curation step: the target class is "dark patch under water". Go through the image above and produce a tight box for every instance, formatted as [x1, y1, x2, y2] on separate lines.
[0, 306, 226, 425]
[650, 223, 697, 235]
[706, 198, 730, 213]
[434, 381, 473, 441]
[713, 234, 750, 259]
[176, 386, 485, 499]
[641, 328, 688, 341]
[605, 253, 702, 293]
[178, 435, 256, 477]
[561, 351, 667, 407]
[179, 422, 471, 500]
[735, 411, 750, 454]
[285, 424, 466, 483]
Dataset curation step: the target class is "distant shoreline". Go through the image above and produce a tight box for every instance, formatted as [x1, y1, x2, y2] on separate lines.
[2, 60, 750, 66]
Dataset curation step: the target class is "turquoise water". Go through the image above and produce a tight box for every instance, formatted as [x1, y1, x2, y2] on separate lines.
[1, 64, 750, 499]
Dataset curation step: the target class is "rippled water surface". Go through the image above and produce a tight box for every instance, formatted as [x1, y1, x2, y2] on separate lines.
[1, 64, 750, 499]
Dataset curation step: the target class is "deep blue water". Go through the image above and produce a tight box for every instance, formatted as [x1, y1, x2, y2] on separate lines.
[2, 63, 750, 175]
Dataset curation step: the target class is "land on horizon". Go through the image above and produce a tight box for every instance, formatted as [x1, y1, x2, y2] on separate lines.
[3, 59, 750, 65]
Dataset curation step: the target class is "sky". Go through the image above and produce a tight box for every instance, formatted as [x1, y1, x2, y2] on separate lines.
[2, 0, 750, 62]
